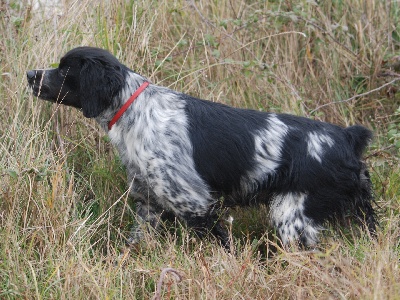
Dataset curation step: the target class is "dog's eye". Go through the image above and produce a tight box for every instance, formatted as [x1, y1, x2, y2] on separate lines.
[59, 67, 70, 77]
[59, 67, 71, 78]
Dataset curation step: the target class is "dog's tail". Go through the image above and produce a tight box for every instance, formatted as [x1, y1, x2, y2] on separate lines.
[345, 125, 373, 158]
[345, 125, 377, 236]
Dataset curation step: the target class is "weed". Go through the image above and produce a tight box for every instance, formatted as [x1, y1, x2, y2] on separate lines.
[1, 0, 399, 298]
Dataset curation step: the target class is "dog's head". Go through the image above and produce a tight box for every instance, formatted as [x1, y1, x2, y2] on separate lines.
[27, 47, 126, 118]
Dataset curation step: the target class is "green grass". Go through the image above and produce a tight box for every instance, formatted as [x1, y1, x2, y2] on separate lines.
[1, 0, 400, 298]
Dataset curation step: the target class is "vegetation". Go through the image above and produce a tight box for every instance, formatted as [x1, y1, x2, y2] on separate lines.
[1, 0, 399, 298]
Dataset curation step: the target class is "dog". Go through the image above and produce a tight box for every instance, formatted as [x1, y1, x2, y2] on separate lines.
[27, 46, 376, 249]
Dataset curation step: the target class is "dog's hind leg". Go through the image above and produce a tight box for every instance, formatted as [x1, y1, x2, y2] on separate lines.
[269, 192, 321, 248]
[356, 164, 377, 237]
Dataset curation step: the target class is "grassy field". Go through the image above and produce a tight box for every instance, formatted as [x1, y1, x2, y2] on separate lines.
[1, 0, 399, 298]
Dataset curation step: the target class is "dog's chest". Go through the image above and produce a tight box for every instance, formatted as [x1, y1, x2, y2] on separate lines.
[108, 94, 194, 176]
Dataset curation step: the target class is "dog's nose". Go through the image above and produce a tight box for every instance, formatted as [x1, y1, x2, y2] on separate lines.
[26, 70, 36, 81]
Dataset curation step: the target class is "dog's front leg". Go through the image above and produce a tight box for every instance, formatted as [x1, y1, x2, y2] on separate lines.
[126, 201, 163, 245]
[116, 201, 162, 264]
[184, 213, 231, 250]
[125, 174, 163, 246]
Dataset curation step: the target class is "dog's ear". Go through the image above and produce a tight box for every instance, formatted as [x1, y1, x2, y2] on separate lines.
[79, 59, 125, 118]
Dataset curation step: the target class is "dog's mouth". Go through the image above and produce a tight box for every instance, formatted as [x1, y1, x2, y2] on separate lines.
[29, 83, 54, 101]
[29, 83, 74, 106]
[27, 69, 55, 101]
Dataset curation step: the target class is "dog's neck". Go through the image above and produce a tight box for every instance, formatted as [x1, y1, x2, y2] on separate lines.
[108, 81, 149, 130]
[95, 71, 148, 131]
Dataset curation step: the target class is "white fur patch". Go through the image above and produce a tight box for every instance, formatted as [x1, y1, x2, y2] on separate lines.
[253, 115, 287, 171]
[269, 192, 320, 246]
[307, 132, 334, 163]
[241, 114, 288, 193]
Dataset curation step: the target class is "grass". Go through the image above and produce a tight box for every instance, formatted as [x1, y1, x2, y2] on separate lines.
[1, 0, 399, 298]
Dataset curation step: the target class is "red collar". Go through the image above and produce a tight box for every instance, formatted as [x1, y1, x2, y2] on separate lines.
[108, 81, 149, 130]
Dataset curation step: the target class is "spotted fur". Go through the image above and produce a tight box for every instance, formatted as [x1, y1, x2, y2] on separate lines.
[27, 47, 376, 248]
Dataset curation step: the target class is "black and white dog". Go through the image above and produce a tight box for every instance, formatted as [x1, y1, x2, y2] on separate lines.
[27, 47, 376, 249]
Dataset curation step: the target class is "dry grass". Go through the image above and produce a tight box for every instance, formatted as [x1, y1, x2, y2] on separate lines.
[1, 0, 399, 299]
